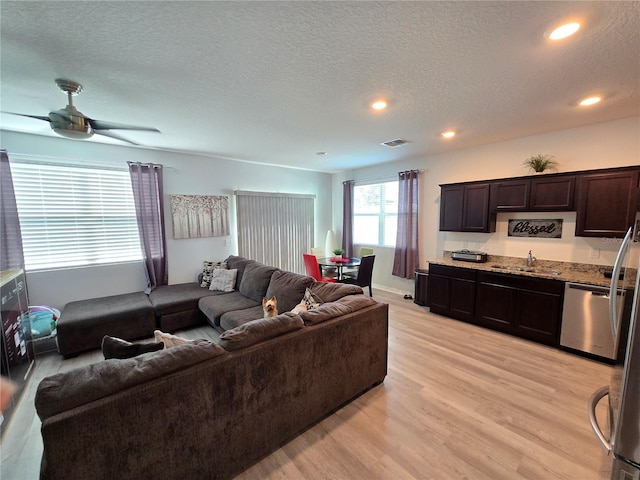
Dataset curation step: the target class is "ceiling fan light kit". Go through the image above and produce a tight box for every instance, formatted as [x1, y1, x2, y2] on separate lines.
[6, 78, 160, 145]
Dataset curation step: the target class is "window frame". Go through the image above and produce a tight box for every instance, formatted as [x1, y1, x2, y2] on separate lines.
[353, 179, 398, 247]
[10, 158, 143, 272]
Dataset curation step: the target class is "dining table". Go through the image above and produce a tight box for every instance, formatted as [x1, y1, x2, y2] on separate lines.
[317, 257, 361, 281]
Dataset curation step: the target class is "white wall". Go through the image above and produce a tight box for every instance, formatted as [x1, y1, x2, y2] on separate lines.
[1, 131, 333, 309]
[336, 116, 640, 293]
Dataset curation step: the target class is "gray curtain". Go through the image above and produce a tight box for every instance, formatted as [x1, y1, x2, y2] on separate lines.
[392, 170, 420, 279]
[342, 180, 355, 258]
[128, 162, 168, 293]
[0, 150, 25, 271]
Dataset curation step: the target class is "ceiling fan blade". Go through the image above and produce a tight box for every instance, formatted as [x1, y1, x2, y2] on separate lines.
[93, 130, 139, 145]
[4, 112, 51, 123]
[88, 118, 160, 132]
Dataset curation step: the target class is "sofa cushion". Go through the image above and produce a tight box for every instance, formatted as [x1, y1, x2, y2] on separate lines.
[35, 340, 226, 421]
[265, 270, 315, 312]
[57, 292, 156, 357]
[239, 262, 277, 303]
[309, 282, 364, 303]
[198, 292, 260, 327]
[101, 336, 164, 360]
[200, 260, 228, 288]
[219, 312, 304, 351]
[300, 295, 378, 325]
[148, 282, 221, 316]
[225, 256, 256, 290]
[219, 306, 264, 331]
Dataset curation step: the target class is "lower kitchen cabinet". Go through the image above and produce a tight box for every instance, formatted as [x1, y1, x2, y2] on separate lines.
[476, 271, 564, 346]
[426, 264, 564, 347]
[426, 264, 477, 323]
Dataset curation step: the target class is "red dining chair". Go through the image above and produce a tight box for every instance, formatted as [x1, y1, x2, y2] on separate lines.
[303, 254, 337, 283]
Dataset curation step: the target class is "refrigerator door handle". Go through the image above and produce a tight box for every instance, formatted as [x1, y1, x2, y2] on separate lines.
[588, 386, 612, 453]
[609, 227, 633, 337]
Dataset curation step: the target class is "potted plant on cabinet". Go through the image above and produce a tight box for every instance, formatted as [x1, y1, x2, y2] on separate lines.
[332, 248, 345, 259]
[523, 154, 558, 173]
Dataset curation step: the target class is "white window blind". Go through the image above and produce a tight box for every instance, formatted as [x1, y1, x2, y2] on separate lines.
[235, 191, 314, 274]
[353, 180, 398, 247]
[10, 160, 142, 271]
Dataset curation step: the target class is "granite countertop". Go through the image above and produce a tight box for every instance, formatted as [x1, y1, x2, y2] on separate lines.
[427, 252, 634, 288]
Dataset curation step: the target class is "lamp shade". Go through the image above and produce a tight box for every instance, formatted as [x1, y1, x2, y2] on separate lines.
[325, 230, 336, 256]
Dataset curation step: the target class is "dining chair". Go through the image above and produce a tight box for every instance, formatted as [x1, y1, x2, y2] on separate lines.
[303, 254, 337, 283]
[310, 247, 337, 278]
[339, 254, 375, 296]
[342, 247, 374, 279]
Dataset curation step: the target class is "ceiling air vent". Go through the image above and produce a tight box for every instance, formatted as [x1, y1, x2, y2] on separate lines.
[381, 138, 411, 148]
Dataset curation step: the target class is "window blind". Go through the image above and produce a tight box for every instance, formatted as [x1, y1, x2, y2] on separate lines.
[10, 160, 142, 271]
[235, 191, 314, 274]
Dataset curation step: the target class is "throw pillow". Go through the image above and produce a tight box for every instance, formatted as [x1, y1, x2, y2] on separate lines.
[302, 287, 322, 309]
[209, 268, 238, 292]
[101, 335, 164, 360]
[200, 260, 228, 288]
[154, 330, 191, 348]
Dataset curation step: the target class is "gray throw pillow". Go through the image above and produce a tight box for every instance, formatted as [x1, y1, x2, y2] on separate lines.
[101, 335, 164, 359]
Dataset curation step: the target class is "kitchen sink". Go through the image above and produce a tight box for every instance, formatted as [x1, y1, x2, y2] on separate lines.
[491, 264, 526, 271]
[490, 264, 561, 276]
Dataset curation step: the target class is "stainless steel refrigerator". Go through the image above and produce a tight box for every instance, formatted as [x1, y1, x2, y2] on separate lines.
[589, 227, 640, 479]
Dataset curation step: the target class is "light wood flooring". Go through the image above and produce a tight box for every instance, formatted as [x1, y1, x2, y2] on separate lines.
[1, 289, 613, 480]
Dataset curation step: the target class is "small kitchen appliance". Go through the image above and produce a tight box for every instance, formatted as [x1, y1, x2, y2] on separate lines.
[450, 249, 488, 263]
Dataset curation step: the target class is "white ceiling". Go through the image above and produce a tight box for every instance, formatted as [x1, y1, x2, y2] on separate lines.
[1, 1, 639, 173]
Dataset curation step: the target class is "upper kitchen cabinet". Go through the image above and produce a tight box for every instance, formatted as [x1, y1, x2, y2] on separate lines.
[575, 168, 640, 237]
[440, 183, 495, 232]
[491, 175, 575, 211]
[530, 175, 575, 211]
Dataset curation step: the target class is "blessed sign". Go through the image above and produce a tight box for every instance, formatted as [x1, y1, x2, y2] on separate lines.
[508, 219, 562, 238]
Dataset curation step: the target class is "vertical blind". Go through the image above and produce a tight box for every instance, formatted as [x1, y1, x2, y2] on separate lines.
[235, 191, 314, 274]
[10, 160, 142, 270]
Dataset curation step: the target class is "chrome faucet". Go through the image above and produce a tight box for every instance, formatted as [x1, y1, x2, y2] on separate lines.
[526, 250, 537, 267]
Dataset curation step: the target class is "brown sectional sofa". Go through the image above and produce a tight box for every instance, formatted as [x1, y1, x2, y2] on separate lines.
[35, 259, 389, 479]
[56, 255, 317, 357]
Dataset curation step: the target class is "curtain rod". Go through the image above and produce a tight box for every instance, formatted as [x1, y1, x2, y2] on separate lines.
[6, 152, 177, 170]
[351, 169, 424, 186]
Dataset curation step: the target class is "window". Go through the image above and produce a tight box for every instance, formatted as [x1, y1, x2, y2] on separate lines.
[10, 160, 142, 271]
[353, 180, 398, 246]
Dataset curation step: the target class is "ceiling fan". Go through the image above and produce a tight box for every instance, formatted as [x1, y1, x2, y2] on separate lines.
[6, 79, 160, 145]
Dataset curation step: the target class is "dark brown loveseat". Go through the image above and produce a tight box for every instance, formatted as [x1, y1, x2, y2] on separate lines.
[35, 289, 388, 479]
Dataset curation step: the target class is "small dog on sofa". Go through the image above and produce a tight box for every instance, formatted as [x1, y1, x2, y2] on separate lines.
[262, 296, 278, 318]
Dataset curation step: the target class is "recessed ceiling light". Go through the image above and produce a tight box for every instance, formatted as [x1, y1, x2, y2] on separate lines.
[549, 22, 580, 40]
[371, 99, 388, 111]
[441, 130, 456, 138]
[579, 96, 601, 106]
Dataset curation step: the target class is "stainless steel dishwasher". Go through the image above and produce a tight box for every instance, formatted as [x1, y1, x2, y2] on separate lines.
[560, 282, 625, 360]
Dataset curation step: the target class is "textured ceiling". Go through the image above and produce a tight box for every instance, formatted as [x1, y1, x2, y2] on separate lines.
[1, 1, 639, 172]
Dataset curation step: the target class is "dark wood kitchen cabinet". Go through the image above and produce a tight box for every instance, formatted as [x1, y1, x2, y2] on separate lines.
[440, 183, 495, 232]
[491, 175, 575, 212]
[492, 179, 530, 211]
[426, 264, 477, 322]
[530, 175, 575, 211]
[475, 271, 563, 346]
[575, 168, 640, 237]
